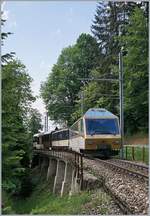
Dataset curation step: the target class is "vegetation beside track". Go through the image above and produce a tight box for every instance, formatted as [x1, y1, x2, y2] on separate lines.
[122, 146, 149, 165]
[116, 143, 149, 165]
[3, 170, 120, 214]
[124, 133, 148, 145]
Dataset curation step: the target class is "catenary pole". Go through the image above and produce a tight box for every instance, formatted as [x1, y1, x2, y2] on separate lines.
[119, 29, 124, 159]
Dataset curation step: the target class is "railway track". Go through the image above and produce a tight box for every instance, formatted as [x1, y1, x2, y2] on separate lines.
[84, 157, 149, 214]
[102, 183, 133, 215]
[94, 158, 149, 181]
[109, 158, 148, 175]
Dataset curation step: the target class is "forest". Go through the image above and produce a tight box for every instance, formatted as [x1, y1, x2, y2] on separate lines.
[2, 1, 148, 214]
[41, 2, 148, 135]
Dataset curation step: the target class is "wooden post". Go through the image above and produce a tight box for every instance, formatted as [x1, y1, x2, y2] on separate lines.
[132, 146, 135, 160]
[75, 152, 76, 168]
[77, 154, 79, 177]
[80, 154, 83, 190]
[142, 146, 145, 162]
[126, 146, 127, 159]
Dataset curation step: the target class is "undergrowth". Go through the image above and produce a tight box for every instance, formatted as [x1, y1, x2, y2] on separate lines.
[8, 176, 91, 214]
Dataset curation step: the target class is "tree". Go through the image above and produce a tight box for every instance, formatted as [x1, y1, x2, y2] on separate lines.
[1, 14, 15, 64]
[2, 60, 35, 194]
[91, 1, 140, 71]
[89, 1, 148, 132]
[41, 33, 101, 125]
[122, 7, 148, 134]
[28, 109, 43, 135]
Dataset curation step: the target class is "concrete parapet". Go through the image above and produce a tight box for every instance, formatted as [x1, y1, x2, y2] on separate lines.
[60, 162, 74, 196]
[32, 153, 84, 197]
[69, 170, 80, 196]
[40, 157, 49, 178]
[47, 159, 57, 180]
[53, 160, 65, 195]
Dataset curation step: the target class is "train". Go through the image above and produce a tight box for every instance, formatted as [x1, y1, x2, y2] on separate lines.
[33, 108, 121, 157]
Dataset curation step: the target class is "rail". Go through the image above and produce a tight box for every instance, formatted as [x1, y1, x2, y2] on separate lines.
[95, 158, 148, 181]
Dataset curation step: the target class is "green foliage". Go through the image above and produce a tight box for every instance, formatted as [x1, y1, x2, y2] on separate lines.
[1, 16, 15, 64]
[122, 7, 148, 134]
[41, 3, 148, 136]
[28, 108, 43, 135]
[2, 190, 15, 214]
[41, 33, 101, 126]
[122, 146, 149, 164]
[9, 171, 116, 215]
[11, 179, 90, 214]
[2, 60, 35, 194]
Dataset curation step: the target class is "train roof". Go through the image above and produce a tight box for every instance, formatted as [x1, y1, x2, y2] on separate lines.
[33, 131, 51, 137]
[43, 131, 51, 135]
[52, 128, 68, 133]
[84, 108, 117, 119]
[33, 132, 45, 137]
[33, 133, 40, 137]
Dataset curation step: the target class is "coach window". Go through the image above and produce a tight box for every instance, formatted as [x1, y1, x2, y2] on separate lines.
[62, 131, 65, 140]
[53, 133, 57, 141]
[59, 132, 63, 140]
[65, 130, 69, 139]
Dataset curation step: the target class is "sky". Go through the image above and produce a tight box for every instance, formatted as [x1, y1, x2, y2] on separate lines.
[2, 0, 98, 130]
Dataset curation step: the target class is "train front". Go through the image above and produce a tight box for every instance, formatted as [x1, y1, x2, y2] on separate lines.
[83, 108, 121, 157]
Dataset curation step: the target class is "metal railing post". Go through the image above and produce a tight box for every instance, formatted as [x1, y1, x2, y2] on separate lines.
[142, 146, 145, 162]
[80, 154, 83, 189]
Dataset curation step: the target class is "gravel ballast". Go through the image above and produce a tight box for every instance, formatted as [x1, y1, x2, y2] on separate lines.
[83, 158, 149, 215]
[81, 188, 123, 215]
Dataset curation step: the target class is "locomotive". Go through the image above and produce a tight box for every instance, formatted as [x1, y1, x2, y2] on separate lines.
[33, 108, 121, 157]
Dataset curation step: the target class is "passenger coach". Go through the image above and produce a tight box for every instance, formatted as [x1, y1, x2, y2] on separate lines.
[33, 133, 44, 150]
[69, 108, 121, 157]
[51, 128, 69, 150]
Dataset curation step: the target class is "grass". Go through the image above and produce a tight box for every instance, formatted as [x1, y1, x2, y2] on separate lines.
[4, 169, 113, 215]
[121, 146, 149, 164]
[10, 182, 113, 215]
[11, 179, 91, 214]
[2, 165, 114, 215]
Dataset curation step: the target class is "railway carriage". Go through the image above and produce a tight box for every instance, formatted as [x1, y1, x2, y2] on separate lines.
[42, 131, 52, 150]
[33, 108, 121, 158]
[69, 108, 121, 157]
[33, 133, 44, 150]
[51, 128, 69, 150]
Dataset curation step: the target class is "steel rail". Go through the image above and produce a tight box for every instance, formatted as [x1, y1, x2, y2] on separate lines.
[103, 183, 133, 215]
[109, 158, 148, 175]
[95, 158, 148, 181]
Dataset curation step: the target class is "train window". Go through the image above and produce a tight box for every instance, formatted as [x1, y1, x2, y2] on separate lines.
[52, 130, 68, 140]
[86, 118, 119, 135]
[52, 132, 57, 141]
[58, 132, 63, 140]
[63, 130, 69, 139]
[62, 131, 65, 140]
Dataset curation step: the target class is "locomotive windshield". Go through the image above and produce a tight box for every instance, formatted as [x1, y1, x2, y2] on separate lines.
[86, 118, 119, 135]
